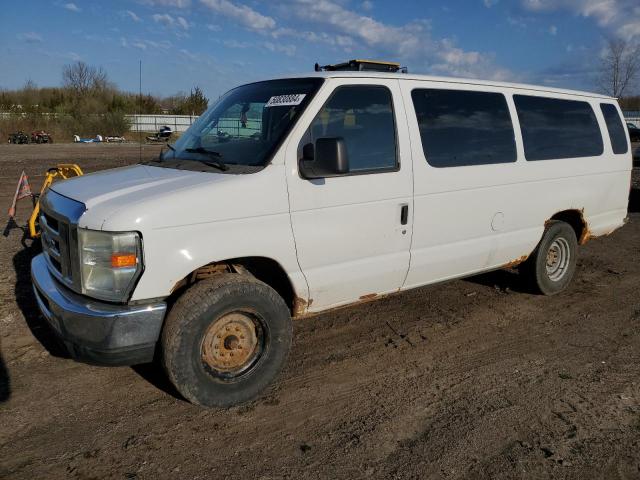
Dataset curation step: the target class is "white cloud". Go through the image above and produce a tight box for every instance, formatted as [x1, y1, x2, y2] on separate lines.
[263, 41, 296, 57]
[140, 0, 191, 7]
[152, 13, 189, 30]
[153, 13, 175, 27]
[483, 0, 499, 7]
[180, 48, 198, 60]
[199, 0, 276, 31]
[125, 10, 142, 22]
[17, 32, 43, 43]
[549, 25, 558, 35]
[279, 0, 512, 80]
[223, 39, 251, 48]
[176, 16, 190, 30]
[206, 23, 221, 31]
[121, 37, 173, 51]
[361, 0, 373, 11]
[64, 2, 80, 12]
[522, 0, 640, 40]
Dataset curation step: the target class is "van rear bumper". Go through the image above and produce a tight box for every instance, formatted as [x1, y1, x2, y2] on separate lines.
[30, 253, 166, 366]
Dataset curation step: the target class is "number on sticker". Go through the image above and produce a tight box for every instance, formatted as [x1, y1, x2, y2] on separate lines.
[265, 94, 306, 107]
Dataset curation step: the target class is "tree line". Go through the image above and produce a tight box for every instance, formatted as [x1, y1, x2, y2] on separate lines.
[1, 61, 209, 115]
[0, 61, 209, 140]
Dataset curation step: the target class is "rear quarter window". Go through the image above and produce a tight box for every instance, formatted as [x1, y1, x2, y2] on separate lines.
[600, 103, 629, 154]
[411, 89, 517, 168]
[514, 95, 603, 161]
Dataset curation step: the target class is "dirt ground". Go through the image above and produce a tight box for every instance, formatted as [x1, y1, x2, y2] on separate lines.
[0, 143, 639, 480]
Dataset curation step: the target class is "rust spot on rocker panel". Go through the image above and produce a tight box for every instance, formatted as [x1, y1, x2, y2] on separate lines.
[359, 293, 378, 301]
[503, 255, 528, 269]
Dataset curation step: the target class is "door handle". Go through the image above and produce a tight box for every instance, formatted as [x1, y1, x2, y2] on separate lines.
[400, 204, 409, 225]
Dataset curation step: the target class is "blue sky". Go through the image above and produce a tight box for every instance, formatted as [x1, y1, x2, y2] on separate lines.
[1, 0, 639, 99]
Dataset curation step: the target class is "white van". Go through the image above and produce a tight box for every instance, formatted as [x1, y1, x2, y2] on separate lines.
[31, 61, 632, 407]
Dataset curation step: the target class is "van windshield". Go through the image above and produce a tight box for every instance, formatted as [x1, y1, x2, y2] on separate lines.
[153, 78, 323, 173]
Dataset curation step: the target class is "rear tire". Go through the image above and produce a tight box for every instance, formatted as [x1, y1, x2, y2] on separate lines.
[161, 273, 292, 407]
[520, 220, 578, 295]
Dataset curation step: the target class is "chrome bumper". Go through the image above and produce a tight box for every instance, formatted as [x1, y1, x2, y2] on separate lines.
[31, 253, 166, 365]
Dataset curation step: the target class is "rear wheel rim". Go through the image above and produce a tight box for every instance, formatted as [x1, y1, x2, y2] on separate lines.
[201, 312, 265, 380]
[545, 237, 570, 281]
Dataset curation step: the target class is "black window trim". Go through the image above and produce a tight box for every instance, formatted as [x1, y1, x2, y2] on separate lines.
[410, 87, 518, 169]
[297, 83, 400, 178]
[514, 93, 605, 162]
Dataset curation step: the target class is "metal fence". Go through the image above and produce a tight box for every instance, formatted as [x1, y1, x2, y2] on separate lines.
[126, 114, 197, 133]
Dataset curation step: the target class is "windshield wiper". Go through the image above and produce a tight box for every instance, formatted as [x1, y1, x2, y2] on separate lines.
[198, 159, 229, 171]
[185, 147, 223, 157]
[158, 143, 176, 161]
[184, 147, 228, 171]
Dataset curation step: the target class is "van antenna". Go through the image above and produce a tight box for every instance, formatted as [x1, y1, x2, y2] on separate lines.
[138, 59, 142, 164]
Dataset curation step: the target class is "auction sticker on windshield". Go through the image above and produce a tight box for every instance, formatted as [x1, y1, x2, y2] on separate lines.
[265, 94, 306, 107]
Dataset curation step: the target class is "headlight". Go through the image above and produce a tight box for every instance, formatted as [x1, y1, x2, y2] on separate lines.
[78, 229, 143, 302]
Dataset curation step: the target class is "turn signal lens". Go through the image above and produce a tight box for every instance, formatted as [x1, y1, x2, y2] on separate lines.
[111, 253, 137, 268]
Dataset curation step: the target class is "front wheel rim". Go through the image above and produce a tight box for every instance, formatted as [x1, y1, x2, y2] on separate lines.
[545, 237, 571, 281]
[201, 311, 265, 380]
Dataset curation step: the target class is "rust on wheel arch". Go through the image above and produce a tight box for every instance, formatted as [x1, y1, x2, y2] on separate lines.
[293, 296, 313, 318]
[577, 208, 592, 245]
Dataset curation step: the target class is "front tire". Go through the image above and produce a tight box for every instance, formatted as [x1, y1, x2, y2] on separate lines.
[161, 274, 292, 407]
[520, 220, 578, 295]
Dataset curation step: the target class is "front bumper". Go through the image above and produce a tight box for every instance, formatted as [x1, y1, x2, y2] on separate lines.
[31, 253, 166, 366]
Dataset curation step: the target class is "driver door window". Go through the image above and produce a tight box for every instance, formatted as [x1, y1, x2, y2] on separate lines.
[306, 85, 398, 173]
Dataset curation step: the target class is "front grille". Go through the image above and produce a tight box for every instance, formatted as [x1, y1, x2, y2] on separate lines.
[39, 190, 86, 293]
[41, 208, 73, 283]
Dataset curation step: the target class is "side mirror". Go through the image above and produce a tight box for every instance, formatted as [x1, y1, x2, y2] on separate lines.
[299, 137, 349, 179]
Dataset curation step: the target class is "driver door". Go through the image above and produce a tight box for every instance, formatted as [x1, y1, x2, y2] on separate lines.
[284, 79, 413, 312]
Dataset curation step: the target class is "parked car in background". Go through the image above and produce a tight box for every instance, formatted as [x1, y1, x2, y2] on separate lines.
[31, 61, 632, 408]
[8, 131, 30, 144]
[146, 125, 172, 143]
[627, 122, 640, 142]
[31, 130, 53, 144]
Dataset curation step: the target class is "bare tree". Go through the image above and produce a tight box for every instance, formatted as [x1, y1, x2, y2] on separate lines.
[597, 39, 640, 98]
[62, 61, 109, 95]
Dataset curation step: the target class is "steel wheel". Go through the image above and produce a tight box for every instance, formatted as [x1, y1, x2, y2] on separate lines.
[200, 311, 265, 380]
[545, 237, 571, 281]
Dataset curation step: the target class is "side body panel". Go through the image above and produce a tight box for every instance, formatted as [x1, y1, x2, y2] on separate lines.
[400, 79, 631, 290]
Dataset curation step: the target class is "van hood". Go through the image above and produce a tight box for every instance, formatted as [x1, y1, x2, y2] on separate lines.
[49, 163, 287, 231]
[51, 164, 215, 208]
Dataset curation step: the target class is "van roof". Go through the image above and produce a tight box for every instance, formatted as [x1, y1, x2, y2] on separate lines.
[271, 71, 614, 101]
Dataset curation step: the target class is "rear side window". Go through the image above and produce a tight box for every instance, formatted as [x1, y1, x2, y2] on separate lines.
[514, 95, 603, 161]
[308, 85, 397, 172]
[411, 89, 516, 167]
[600, 103, 628, 154]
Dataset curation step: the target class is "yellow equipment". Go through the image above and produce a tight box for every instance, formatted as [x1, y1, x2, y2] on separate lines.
[28, 164, 83, 238]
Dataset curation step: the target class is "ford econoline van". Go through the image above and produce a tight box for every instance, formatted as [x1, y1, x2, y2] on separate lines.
[31, 61, 632, 406]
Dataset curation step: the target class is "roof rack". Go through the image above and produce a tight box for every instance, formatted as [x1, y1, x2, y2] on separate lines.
[314, 59, 408, 73]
